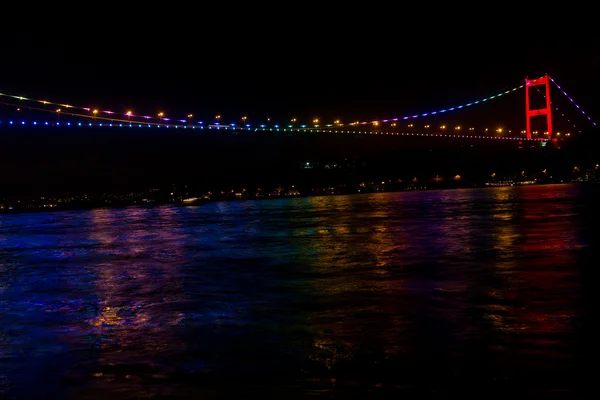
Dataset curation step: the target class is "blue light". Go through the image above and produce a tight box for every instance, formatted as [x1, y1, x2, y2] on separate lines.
[260, 124, 265, 128]
[129, 124, 132, 127]
[78, 122, 81, 126]
[274, 125, 279, 128]
[45, 122, 49, 125]
[109, 124, 112, 127]
[33, 121, 37, 125]
[67, 122, 71, 126]
[89, 123, 92, 126]
[119, 123, 123, 127]
[57, 122, 60, 125]
[9, 121, 13, 124]
[139, 124, 142, 127]
[21, 121, 25, 124]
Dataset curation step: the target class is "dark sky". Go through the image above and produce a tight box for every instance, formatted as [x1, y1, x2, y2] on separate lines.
[1, 6, 598, 131]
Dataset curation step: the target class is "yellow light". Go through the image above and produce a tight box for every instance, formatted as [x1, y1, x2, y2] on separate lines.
[313, 118, 319, 123]
[187, 114, 193, 118]
[334, 119, 340, 124]
[215, 115, 221, 119]
[126, 111, 132, 116]
[158, 112, 164, 118]
[56, 108, 61, 112]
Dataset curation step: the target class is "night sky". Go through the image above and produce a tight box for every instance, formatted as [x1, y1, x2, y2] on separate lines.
[1, 7, 598, 131]
[0, 6, 598, 196]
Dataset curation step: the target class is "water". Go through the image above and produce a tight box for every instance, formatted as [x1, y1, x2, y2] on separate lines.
[0, 184, 595, 399]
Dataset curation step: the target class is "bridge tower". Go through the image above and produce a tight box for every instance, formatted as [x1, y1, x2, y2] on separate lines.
[525, 74, 553, 140]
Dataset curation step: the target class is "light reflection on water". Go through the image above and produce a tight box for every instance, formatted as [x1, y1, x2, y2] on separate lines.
[0, 184, 594, 398]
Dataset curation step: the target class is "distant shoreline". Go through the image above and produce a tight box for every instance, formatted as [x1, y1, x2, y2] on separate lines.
[2, 181, 589, 216]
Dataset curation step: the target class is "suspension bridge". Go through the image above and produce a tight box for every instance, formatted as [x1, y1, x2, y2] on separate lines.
[0, 74, 595, 142]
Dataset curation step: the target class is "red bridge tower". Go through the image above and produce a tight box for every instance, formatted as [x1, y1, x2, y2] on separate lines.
[525, 74, 553, 140]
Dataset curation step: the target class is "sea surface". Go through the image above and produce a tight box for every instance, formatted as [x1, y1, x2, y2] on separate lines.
[0, 184, 595, 399]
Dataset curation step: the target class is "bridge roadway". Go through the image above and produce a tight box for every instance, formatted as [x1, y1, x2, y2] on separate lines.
[0, 118, 547, 145]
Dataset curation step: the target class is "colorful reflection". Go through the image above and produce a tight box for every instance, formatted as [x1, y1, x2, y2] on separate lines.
[286, 187, 585, 392]
[0, 184, 588, 397]
[77, 206, 188, 395]
[485, 185, 582, 352]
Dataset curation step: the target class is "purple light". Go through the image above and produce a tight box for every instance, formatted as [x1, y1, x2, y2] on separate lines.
[549, 76, 596, 126]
